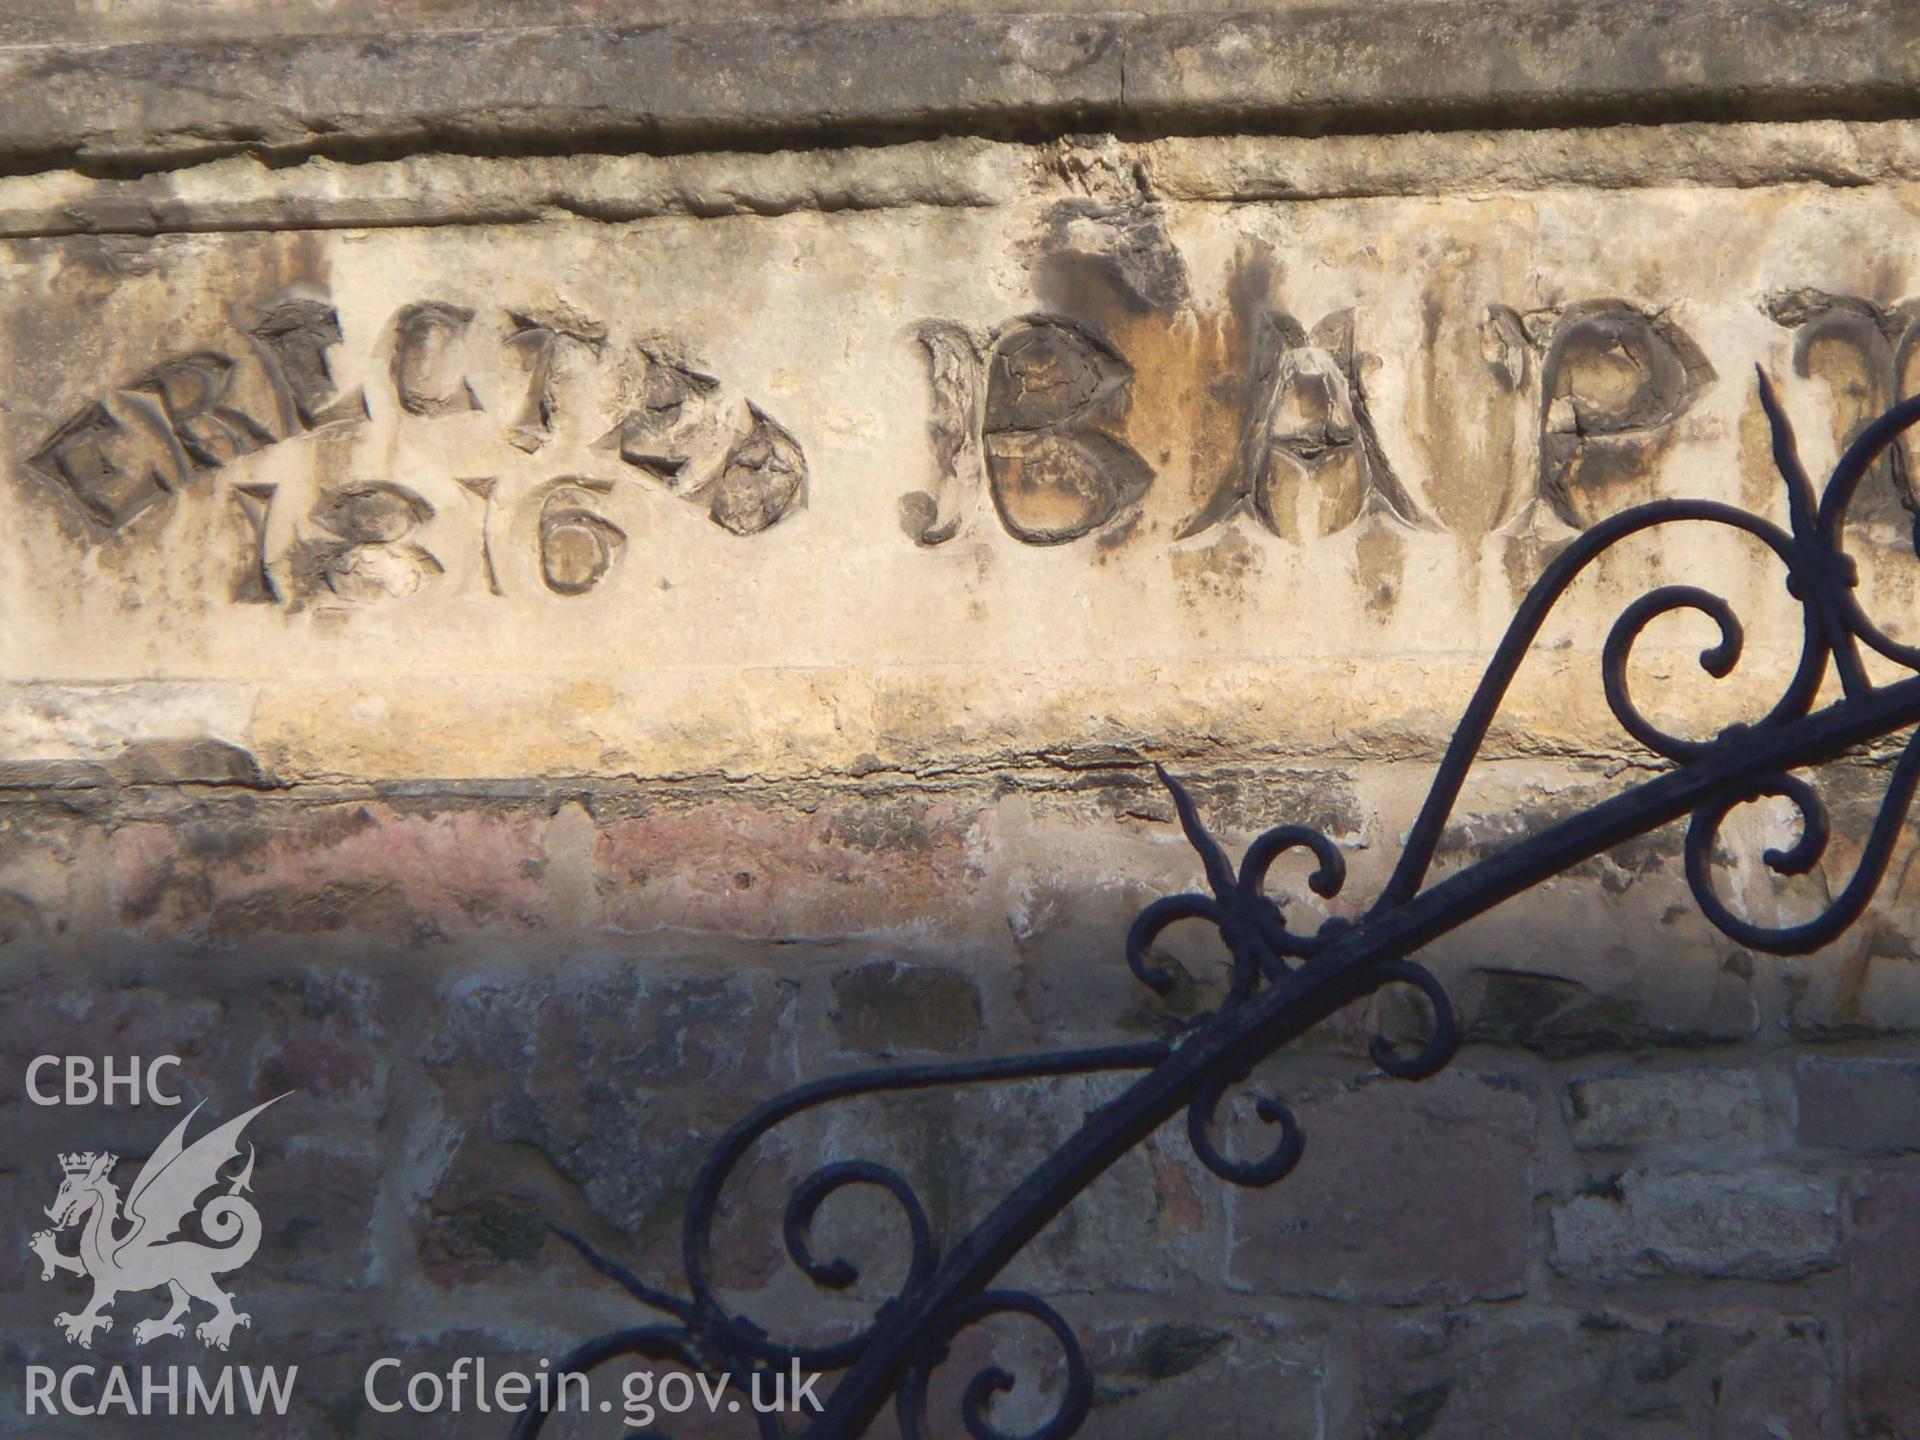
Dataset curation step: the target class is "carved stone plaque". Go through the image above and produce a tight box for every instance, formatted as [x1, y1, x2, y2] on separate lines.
[1, 143, 1914, 781]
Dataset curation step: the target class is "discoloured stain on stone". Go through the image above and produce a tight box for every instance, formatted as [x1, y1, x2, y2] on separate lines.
[593, 797, 981, 939]
[830, 959, 984, 1054]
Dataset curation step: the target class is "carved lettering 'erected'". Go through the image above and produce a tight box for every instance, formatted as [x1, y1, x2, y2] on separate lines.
[20, 287, 812, 612]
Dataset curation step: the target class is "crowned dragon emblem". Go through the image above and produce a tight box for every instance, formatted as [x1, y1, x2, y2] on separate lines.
[28, 1095, 285, 1350]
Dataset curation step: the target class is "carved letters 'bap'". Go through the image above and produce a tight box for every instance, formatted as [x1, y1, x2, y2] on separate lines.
[908, 289, 1747, 553]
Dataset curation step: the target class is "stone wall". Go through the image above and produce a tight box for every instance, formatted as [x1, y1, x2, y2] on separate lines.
[1, 5, 1919, 1437]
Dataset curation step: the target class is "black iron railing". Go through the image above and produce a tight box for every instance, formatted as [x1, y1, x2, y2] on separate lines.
[512, 376, 1920, 1440]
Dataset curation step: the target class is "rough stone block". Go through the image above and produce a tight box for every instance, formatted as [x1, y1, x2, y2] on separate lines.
[1846, 1175, 1920, 1438]
[1551, 1169, 1840, 1282]
[1414, 781, 1761, 1057]
[1796, 1057, 1920, 1155]
[1081, 1315, 1323, 1440]
[594, 797, 982, 940]
[1713, 1317, 1838, 1440]
[4, 4, 1918, 172]
[0, 1171, 28, 1296]
[0, 14, 1127, 167]
[0, 810, 83, 959]
[797, 1075, 1226, 1301]
[1010, 867, 1202, 1047]
[1784, 949, 1920, 1040]
[415, 1138, 570, 1288]
[105, 737, 266, 787]
[251, 1140, 379, 1290]
[426, 965, 798, 1245]
[1566, 1068, 1772, 1152]
[108, 801, 554, 944]
[1449, 951, 1759, 1060]
[238, 969, 388, 1132]
[1228, 1070, 1535, 1303]
[0, 884, 49, 953]
[1351, 1308, 1832, 1440]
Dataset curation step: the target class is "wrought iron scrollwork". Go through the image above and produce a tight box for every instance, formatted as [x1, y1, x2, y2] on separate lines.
[1126, 762, 1349, 1002]
[897, 1290, 1094, 1440]
[514, 377, 1920, 1439]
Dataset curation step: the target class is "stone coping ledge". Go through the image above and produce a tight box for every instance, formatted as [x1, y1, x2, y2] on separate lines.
[8, 119, 1920, 238]
[0, 1, 1917, 174]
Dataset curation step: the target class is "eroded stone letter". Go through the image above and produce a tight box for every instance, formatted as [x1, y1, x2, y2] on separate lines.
[1185, 308, 1428, 541]
[1486, 299, 1714, 531]
[603, 343, 807, 535]
[135, 352, 278, 472]
[906, 314, 1152, 546]
[392, 302, 482, 416]
[296, 481, 442, 602]
[539, 481, 625, 595]
[251, 293, 369, 432]
[30, 396, 179, 534]
[1766, 288, 1920, 534]
[505, 308, 607, 453]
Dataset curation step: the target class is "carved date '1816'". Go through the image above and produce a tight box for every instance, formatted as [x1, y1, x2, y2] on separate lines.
[26, 288, 810, 605]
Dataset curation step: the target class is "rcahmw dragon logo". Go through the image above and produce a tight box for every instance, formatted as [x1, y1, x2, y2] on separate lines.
[28, 1095, 286, 1350]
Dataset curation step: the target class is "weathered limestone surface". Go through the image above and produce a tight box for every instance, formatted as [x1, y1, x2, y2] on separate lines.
[2, 6, 1919, 1437]
[16, 135, 1920, 784]
[3, 2, 1920, 168]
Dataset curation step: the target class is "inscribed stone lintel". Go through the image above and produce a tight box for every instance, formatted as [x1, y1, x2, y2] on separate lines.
[5, 152, 1919, 778]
